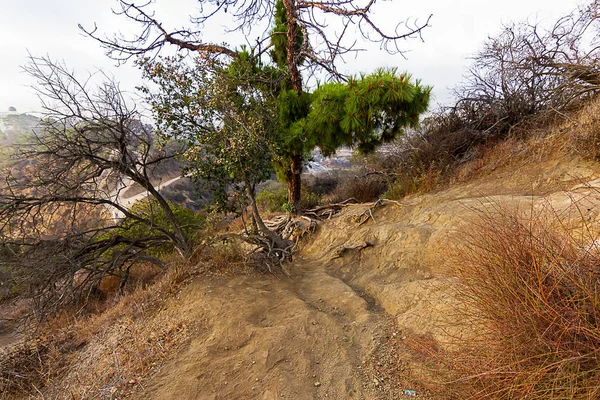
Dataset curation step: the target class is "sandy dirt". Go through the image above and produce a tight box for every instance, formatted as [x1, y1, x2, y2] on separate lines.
[142, 268, 388, 399]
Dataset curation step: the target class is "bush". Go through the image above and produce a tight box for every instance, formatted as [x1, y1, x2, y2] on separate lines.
[256, 182, 321, 212]
[323, 173, 389, 203]
[256, 184, 288, 212]
[117, 199, 206, 256]
[366, 126, 465, 199]
[450, 203, 600, 398]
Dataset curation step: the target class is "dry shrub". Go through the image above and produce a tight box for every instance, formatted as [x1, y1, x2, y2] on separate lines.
[568, 96, 600, 161]
[190, 241, 257, 275]
[448, 202, 600, 399]
[324, 173, 389, 203]
[366, 123, 491, 200]
[384, 164, 445, 199]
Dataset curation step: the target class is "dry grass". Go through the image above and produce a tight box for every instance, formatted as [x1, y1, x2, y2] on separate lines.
[442, 200, 600, 399]
[567, 97, 600, 161]
[374, 97, 600, 201]
[384, 164, 446, 199]
[456, 97, 600, 184]
[323, 173, 389, 203]
[0, 256, 196, 399]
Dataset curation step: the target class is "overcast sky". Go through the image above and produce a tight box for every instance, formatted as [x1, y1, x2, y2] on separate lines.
[0, 0, 583, 113]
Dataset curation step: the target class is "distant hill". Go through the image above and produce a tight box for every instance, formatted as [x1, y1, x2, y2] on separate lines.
[0, 112, 40, 144]
[0, 113, 204, 209]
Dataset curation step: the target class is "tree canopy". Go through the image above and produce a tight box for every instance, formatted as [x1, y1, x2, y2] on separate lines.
[80, 1, 433, 214]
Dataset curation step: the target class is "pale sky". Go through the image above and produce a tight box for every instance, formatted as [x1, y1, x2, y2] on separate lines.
[0, 0, 582, 113]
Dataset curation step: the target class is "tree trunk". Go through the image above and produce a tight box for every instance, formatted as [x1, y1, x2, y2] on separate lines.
[280, 0, 304, 211]
[287, 154, 302, 212]
[247, 184, 289, 249]
[282, 0, 303, 94]
[129, 170, 191, 258]
[147, 185, 192, 258]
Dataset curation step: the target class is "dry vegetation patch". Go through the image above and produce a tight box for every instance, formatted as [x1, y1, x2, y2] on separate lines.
[440, 201, 600, 399]
[0, 258, 201, 399]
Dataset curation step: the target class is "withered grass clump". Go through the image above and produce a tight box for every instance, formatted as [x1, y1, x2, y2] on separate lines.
[451, 203, 600, 399]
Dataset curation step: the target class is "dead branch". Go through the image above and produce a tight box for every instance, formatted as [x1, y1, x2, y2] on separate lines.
[303, 197, 358, 220]
[81, 0, 431, 79]
[351, 199, 383, 225]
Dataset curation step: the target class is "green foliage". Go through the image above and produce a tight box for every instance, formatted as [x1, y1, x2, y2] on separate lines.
[307, 69, 431, 155]
[271, 68, 431, 202]
[117, 199, 205, 256]
[256, 184, 288, 212]
[140, 54, 278, 212]
[141, 12, 431, 210]
[270, 0, 305, 71]
[256, 183, 320, 212]
[281, 202, 296, 214]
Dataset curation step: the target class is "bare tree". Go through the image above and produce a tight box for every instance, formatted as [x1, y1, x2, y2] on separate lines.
[454, 0, 600, 136]
[81, 0, 431, 78]
[0, 56, 194, 318]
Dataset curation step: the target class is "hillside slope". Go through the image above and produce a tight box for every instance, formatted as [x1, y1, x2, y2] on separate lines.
[9, 100, 600, 398]
[56, 151, 599, 399]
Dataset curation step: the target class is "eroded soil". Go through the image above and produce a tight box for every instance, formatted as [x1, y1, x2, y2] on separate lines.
[138, 155, 600, 399]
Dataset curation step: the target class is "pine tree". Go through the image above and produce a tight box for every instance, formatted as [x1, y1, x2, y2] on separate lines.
[270, 1, 430, 209]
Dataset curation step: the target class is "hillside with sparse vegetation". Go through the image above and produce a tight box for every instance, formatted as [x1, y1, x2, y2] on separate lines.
[3, 1, 600, 399]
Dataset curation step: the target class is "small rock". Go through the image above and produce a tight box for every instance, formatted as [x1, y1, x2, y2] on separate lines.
[314, 381, 321, 387]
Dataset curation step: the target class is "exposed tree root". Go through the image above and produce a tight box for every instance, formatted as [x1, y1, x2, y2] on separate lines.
[330, 240, 375, 260]
[208, 214, 320, 275]
[350, 199, 404, 226]
[303, 198, 358, 220]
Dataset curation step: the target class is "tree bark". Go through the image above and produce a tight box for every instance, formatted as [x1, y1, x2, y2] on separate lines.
[282, 0, 303, 94]
[129, 170, 191, 258]
[281, 0, 304, 210]
[247, 184, 289, 249]
[287, 153, 302, 212]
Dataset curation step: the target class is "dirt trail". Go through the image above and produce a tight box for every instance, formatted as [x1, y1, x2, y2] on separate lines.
[143, 263, 388, 399]
[140, 156, 600, 399]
